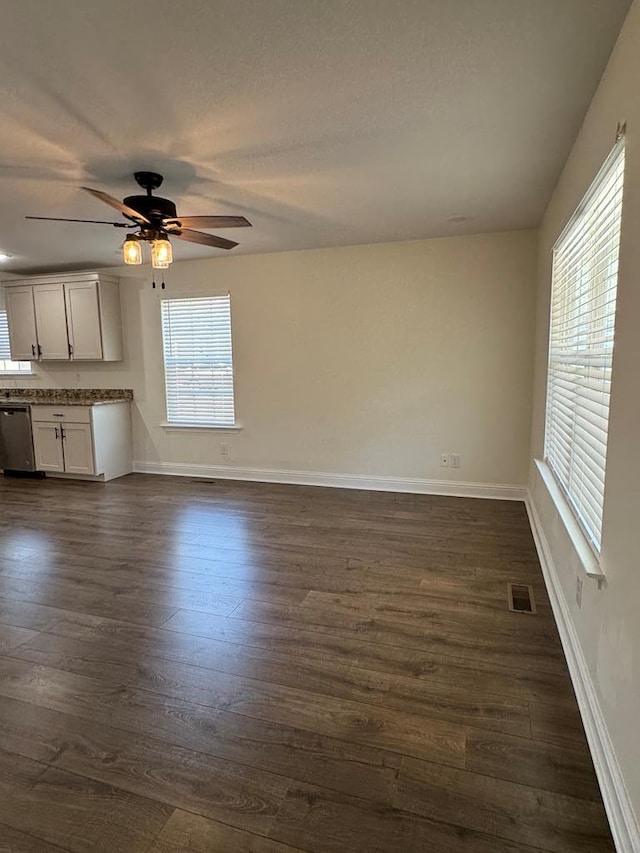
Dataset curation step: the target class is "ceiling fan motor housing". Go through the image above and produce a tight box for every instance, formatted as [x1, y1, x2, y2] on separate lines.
[123, 194, 177, 223]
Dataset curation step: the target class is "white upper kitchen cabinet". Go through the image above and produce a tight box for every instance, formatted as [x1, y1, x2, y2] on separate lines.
[33, 282, 70, 360]
[5, 286, 38, 360]
[2, 272, 123, 362]
[64, 280, 104, 360]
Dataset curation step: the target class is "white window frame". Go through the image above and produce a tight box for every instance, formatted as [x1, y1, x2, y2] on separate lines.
[542, 138, 625, 561]
[0, 309, 33, 376]
[160, 293, 238, 430]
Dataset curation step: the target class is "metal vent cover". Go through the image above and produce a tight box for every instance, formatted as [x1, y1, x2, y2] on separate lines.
[507, 583, 537, 614]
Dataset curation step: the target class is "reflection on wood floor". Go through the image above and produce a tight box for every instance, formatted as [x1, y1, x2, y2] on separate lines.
[0, 473, 614, 852]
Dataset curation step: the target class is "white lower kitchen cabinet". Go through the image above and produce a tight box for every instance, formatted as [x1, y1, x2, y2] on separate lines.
[59, 422, 95, 475]
[31, 402, 132, 481]
[32, 422, 66, 472]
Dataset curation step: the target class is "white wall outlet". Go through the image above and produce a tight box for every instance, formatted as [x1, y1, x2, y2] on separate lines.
[449, 454, 460, 469]
[219, 443, 228, 456]
[576, 576, 583, 609]
[440, 453, 450, 468]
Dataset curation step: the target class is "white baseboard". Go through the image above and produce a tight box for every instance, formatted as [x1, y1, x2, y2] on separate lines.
[132, 460, 526, 501]
[525, 493, 640, 853]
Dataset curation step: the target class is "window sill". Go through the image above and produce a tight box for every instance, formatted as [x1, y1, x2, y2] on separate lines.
[534, 459, 604, 581]
[160, 421, 242, 432]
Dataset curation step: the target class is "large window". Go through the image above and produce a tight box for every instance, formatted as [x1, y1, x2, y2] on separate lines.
[0, 310, 32, 374]
[161, 295, 235, 427]
[544, 139, 625, 552]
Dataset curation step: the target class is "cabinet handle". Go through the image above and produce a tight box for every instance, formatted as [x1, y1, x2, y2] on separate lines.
[37, 344, 42, 357]
[31, 344, 36, 357]
[61, 427, 66, 440]
[68, 343, 73, 357]
[54, 427, 59, 440]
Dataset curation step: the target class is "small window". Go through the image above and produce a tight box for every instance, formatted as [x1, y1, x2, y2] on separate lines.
[0, 310, 32, 374]
[544, 138, 625, 552]
[161, 294, 235, 426]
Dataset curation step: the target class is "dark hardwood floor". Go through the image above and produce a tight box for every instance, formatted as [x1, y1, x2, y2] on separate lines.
[0, 473, 614, 852]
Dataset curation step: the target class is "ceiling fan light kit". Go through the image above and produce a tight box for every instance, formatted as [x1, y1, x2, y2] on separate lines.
[122, 232, 172, 269]
[150, 237, 172, 269]
[122, 234, 142, 265]
[25, 170, 252, 274]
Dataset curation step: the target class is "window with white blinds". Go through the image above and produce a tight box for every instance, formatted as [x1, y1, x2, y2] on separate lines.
[544, 139, 625, 553]
[0, 310, 31, 374]
[161, 295, 235, 426]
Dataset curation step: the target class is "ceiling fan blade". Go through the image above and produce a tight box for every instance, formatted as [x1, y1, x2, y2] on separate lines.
[81, 186, 150, 223]
[175, 229, 238, 250]
[164, 215, 251, 229]
[25, 215, 130, 227]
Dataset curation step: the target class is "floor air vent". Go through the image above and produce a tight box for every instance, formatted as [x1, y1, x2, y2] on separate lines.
[507, 583, 536, 614]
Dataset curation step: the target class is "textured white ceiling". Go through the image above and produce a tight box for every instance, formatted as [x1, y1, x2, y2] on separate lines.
[0, 0, 632, 273]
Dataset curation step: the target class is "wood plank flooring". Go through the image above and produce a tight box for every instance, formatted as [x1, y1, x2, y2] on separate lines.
[0, 473, 614, 852]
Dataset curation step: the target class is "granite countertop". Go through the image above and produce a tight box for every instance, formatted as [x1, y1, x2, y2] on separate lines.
[0, 389, 133, 406]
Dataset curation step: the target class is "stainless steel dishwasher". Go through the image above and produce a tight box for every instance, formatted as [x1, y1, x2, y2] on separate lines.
[0, 404, 36, 472]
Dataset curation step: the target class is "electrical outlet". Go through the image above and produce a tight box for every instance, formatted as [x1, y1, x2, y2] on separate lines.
[440, 453, 450, 468]
[219, 443, 228, 456]
[576, 576, 583, 609]
[449, 454, 460, 469]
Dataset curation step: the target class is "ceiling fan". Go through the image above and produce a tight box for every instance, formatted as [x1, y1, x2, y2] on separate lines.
[25, 171, 251, 270]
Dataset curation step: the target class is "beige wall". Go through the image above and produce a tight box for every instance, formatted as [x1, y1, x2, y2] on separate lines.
[529, 0, 640, 821]
[1, 229, 536, 487]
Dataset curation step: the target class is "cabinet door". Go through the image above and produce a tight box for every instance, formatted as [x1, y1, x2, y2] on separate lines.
[64, 281, 103, 360]
[33, 283, 70, 360]
[5, 287, 37, 360]
[62, 423, 95, 475]
[33, 423, 65, 472]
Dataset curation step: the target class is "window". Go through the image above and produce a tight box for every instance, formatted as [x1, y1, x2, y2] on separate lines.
[544, 139, 625, 552]
[0, 310, 32, 374]
[161, 294, 235, 426]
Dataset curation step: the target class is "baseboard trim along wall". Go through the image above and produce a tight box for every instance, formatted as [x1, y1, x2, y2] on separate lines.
[525, 493, 640, 853]
[132, 460, 526, 501]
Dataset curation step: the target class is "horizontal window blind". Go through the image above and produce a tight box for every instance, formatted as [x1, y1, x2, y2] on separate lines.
[544, 140, 625, 552]
[161, 295, 235, 426]
[0, 310, 31, 373]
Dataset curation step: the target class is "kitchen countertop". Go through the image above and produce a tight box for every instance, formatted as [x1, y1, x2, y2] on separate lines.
[0, 389, 133, 406]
